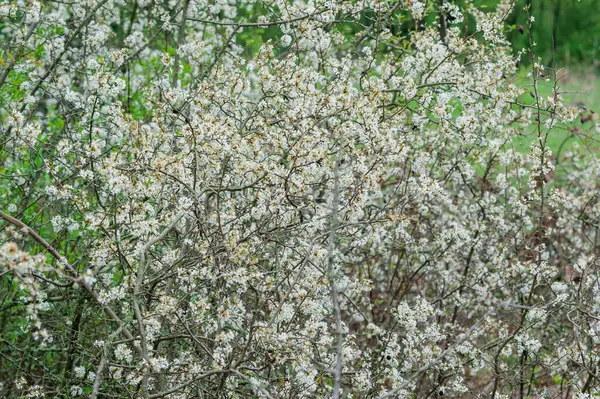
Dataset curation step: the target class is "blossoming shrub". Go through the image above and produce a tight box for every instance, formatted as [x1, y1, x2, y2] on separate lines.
[1, 0, 599, 398]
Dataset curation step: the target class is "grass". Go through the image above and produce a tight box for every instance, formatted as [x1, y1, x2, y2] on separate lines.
[511, 66, 600, 156]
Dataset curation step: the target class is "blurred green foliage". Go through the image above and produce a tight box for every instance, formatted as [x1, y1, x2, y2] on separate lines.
[400, 0, 600, 67]
[506, 0, 600, 67]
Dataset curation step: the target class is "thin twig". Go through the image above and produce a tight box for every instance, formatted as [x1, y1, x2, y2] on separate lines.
[328, 143, 344, 399]
[0, 210, 142, 355]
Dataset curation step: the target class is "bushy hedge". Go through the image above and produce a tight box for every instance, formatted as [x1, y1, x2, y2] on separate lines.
[1, 1, 599, 398]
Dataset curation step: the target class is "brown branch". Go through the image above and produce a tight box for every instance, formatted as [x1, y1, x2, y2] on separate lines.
[187, 9, 326, 28]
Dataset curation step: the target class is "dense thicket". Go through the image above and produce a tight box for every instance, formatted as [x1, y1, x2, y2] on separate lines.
[1, 1, 599, 398]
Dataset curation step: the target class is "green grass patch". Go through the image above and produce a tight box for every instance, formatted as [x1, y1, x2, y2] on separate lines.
[511, 66, 600, 156]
